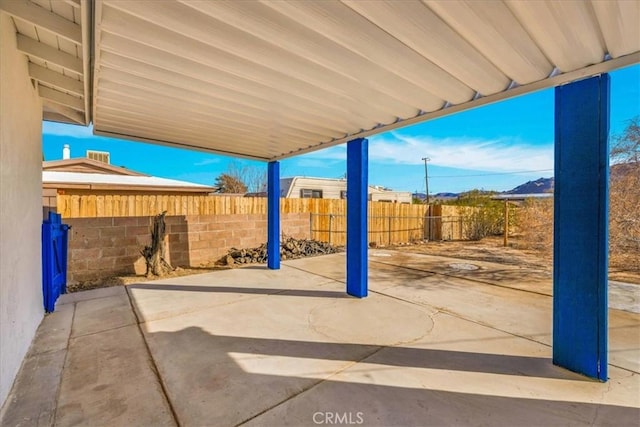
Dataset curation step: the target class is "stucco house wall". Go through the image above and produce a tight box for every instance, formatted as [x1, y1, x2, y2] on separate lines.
[0, 13, 44, 410]
[0, 13, 45, 407]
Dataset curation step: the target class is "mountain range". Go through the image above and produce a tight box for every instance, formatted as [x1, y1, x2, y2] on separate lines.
[420, 162, 636, 200]
[426, 177, 554, 200]
[504, 177, 554, 194]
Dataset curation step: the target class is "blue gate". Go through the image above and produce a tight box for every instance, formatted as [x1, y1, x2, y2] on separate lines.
[42, 212, 70, 313]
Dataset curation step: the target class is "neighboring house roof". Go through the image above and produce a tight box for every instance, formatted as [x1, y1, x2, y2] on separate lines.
[43, 158, 215, 193]
[43, 158, 146, 176]
[43, 171, 215, 192]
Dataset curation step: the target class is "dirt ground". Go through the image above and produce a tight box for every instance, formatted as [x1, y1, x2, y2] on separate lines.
[67, 236, 640, 293]
[66, 265, 227, 293]
[390, 236, 640, 285]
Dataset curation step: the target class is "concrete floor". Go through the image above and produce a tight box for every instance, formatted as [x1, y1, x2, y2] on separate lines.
[1, 251, 639, 426]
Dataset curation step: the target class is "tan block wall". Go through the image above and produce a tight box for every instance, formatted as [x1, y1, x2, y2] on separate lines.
[65, 213, 310, 283]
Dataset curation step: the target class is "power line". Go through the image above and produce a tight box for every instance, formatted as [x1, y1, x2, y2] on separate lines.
[429, 168, 553, 178]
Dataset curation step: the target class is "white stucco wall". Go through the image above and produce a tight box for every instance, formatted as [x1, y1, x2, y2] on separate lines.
[0, 13, 44, 407]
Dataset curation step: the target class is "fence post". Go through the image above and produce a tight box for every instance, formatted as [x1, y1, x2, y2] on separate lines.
[388, 216, 392, 245]
[503, 200, 509, 247]
[309, 213, 313, 240]
[328, 214, 333, 246]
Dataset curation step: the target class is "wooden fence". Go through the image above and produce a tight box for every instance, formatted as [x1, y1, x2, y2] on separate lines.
[56, 194, 429, 219]
[56, 194, 471, 244]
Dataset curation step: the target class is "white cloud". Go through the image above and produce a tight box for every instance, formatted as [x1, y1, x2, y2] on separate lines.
[194, 158, 221, 166]
[43, 122, 93, 138]
[301, 133, 552, 172]
[369, 133, 553, 172]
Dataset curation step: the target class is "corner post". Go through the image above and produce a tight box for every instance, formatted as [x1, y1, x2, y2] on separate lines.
[267, 161, 280, 270]
[347, 138, 368, 297]
[553, 74, 610, 380]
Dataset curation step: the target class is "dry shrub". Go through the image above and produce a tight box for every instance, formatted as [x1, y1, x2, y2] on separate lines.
[515, 166, 639, 272]
[609, 162, 640, 271]
[461, 205, 504, 241]
[609, 116, 640, 271]
[446, 191, 505, 241]
[515, 118, 640, 272]
[515, 199, 553, 252]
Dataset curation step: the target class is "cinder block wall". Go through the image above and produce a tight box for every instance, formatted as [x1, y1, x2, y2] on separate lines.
[65, 213, 310, 282]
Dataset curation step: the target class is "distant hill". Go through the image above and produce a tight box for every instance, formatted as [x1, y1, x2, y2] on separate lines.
[413, 191, 460, 201]
[432, 192, 459, 200]
[504, 177, 554, 195]
[611, 161, 638, 180]
[421, 167, 636, 201]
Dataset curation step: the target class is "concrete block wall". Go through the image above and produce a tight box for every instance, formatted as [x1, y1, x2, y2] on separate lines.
[65, 213, 310, 282]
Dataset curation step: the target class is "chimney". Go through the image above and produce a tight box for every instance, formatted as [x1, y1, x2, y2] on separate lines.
[62, 144, 70, 160]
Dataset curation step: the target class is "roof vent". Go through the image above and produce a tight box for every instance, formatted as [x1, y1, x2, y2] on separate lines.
[87, 150, 110, 164]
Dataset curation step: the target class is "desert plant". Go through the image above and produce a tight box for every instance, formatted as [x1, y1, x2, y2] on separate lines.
[515, 117, 639, 271]
[609, 117, 640, 271]
[447, 191, 504, 240]
[515, 198, 554, 251]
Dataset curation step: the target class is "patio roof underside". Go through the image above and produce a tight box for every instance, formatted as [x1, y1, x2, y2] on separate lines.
[5, 1, 640, 161]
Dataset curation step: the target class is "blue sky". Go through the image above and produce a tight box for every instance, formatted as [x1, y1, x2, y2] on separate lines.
[43, 64, 639, 194]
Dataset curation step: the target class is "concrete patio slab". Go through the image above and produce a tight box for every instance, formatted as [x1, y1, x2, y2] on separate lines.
[127, 265, 338, 323]
[246, 311, 638, 427]
[1, 250, 638, 427]
[55, 325, 174, 427]
[70, 292, 136, 338]
[0, 304, 73, 427]
[138, 275, 436, 426]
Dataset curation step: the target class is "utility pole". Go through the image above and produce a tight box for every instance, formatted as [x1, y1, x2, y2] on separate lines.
[421, 157, 430, 204]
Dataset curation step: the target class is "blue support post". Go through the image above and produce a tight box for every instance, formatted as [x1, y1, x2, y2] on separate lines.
[267, 161, 280, 270]
[553, 74, 610, 381]
[347, 138, 368, 298]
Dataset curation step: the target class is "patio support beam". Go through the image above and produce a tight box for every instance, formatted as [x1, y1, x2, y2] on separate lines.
[553, 74, 610, 381]
[29, 63, 84, 96]
[16, 35, 82, 74]
[346, 137, 368, 298]
[0, 0, 82, 44]
[267, 161, 280, 270]
[38, 85, 84, 112]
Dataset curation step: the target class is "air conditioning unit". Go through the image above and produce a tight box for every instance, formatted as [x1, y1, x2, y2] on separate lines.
[86, 150, 110, 164]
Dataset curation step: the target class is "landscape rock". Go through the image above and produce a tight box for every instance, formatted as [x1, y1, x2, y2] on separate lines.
[220, 237, 341, 266]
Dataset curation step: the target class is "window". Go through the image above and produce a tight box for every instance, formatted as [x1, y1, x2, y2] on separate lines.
[340, 190, 347, 199]
[300, 189, 323, 199]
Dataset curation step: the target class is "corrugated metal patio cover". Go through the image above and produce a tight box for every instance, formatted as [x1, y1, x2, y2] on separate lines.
[92, 0, 639, 160]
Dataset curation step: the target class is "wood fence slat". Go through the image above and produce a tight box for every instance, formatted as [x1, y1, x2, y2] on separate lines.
[56, 194, 464, 241]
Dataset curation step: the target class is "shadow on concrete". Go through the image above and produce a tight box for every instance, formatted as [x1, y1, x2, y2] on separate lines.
[147, 326, 639, 426]
[128, 283, 350, 298]
[152, 327, 585, 380]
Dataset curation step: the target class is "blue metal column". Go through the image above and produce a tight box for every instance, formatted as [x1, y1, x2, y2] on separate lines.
[267, 161, 280, 270]
[553, 74, 610, 381]
[347, 138, 368, 297]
